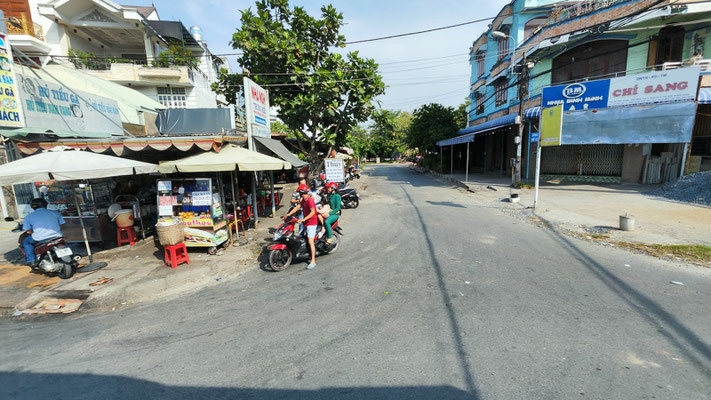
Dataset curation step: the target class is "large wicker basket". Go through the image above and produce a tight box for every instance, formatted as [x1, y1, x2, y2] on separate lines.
[156, 219, 185, 246]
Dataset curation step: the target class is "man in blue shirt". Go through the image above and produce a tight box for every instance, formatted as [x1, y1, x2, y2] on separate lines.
[22, 198, 65, 265]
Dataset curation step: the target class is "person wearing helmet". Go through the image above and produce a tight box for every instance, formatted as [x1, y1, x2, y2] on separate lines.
[296, 184, 318, 269]
[323, 182, 341, 244]
[22, 198, 65, 265]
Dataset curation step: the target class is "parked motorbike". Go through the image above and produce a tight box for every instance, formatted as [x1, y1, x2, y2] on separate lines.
[18, 233, 80, 279]
[339, 187, 360, 209]
[268, 215, 343, 271]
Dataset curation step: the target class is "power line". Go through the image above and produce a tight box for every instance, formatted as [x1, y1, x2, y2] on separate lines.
[345, 16, 497, 45]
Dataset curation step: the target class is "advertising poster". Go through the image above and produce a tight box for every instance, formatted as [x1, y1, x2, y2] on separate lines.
[243, 77, 271, 140]
[540, 105, 563, 147]
[324, 158, 345, 183]
[17, 74, 123, 135]
[0, 32, 24, 128]
[607, 67, 700, 107]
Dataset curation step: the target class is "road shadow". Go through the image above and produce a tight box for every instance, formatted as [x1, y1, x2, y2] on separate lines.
[534, 213, 711, 379]
[0, 372, 474, 400]
[425, 201, 466, 208]
[400, 188, 481, 398]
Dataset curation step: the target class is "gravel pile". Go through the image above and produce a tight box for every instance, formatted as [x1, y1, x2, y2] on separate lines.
[647, 171, 711, 206]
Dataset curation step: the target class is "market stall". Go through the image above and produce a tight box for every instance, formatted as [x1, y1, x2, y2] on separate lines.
[156, 177, 228, 254]
[158, 144, 291, 231]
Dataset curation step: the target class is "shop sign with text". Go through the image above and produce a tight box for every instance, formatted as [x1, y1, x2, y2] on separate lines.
[0, 33, 24, 128]
[244, 77, 271, 139]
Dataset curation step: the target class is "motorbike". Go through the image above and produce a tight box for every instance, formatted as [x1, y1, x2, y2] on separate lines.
[18, 233, 80, 279]
[339, 187, 360, 209]
[268, 215, 343, 271]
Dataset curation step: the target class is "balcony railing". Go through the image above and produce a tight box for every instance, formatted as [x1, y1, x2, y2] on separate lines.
[547, 0, 627, 25]
[5, 14, 44, 41]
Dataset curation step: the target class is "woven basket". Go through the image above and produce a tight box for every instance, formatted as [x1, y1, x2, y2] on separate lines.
[156, 220, 185, 246]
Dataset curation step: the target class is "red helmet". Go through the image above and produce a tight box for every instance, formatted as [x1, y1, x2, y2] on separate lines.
[319, 174, 325, 180]
[297, 184, 309, 194]
[326, 182, 338, 189]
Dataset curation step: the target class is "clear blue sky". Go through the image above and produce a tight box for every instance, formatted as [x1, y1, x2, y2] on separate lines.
[146, 0, 510, 111]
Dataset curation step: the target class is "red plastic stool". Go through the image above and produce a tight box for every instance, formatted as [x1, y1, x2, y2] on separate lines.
[164, 243, 190, 269]
[116, 227, 137, 246]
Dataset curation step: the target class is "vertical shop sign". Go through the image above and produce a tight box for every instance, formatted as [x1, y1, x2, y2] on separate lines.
[243, 77, 271, 142]
[540, 105, 563, 147]
[0, 33, 24, 128]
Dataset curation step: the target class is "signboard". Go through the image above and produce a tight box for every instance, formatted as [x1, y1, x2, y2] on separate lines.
[0, 32, 24, 128]
[157, 180, 172, 192]
[540, 105, 563, 147]
[17, 74, 123, 135]
[324, 158, 345, 183]
[608, 67, 700, 107]
[158, 196, 173, 216]
[182, 218, 214, 227]
[243, 77, 271, 141]
[530, 132, 539, 143]
[541, 67, 701, 111]
[542, 79, 610, 111]
[191, 191, 212, 206]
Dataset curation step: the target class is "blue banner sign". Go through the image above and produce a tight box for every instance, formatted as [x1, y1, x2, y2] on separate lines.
[530, 132, 539, 143]
[542, 79, 610, 111]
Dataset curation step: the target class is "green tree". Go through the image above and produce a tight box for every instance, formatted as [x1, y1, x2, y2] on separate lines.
[212, 0, 385, 172]
[454, 99, 471, 130]
[369, 109, 411, 158]
[152, 44, 198, 68]
[406, 103, 459, 154]
[346, 125, 371, 160]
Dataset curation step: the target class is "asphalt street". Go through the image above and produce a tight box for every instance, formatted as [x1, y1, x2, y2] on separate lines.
[2, 164, 711, 399]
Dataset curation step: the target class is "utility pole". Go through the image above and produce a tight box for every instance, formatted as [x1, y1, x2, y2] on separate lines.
[513, 58, 529, 187]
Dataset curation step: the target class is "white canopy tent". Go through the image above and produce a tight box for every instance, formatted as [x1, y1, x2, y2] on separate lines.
[159, 144, 291, 225]
[0, 149, 159, 266]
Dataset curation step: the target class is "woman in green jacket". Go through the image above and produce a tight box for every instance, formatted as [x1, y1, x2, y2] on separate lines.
[324, 182, 341, 244]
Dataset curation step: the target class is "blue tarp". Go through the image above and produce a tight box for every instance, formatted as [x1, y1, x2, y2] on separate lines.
[438, 113, 519, 146]
[698, 88, 711, 104]
[561, 101, 697, 145]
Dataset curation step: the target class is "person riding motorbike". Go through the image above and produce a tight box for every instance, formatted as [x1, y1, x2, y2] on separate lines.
[22, 198, 65, 266]
[323, 182, 341, 245]
[293, 184, 318, 270]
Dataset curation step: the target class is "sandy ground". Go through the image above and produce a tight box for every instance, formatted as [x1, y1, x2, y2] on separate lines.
[445, 171, 711, 246]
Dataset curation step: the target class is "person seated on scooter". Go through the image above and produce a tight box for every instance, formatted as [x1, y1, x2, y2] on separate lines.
[22, 198, 65, 266]
[296, 184, 319, 270]
[323, 182, 342, 245]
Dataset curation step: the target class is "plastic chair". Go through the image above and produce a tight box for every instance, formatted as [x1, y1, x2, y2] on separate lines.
[164, 243, 190, 269]
[116, 227, 137, 246]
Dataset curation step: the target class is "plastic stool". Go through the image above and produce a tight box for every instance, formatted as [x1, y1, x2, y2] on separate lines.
[116, 227, 137, 246]
[164, 243, 190, 269]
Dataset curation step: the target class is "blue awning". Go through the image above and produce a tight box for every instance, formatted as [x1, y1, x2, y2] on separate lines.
[436, 133, 477, 147]
[458, 113, 518, 136]
[524, 106, 541, 119]
[698, 88, 711, 104]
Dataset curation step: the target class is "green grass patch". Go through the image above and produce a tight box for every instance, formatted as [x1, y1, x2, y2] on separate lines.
[617, 243, 711, 266]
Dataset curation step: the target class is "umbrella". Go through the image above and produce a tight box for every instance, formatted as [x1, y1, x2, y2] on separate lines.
[157, 144, 291, 173]
[0, 150, 158, 267]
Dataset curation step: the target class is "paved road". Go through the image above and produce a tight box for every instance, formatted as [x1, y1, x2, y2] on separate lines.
[2, 164, 711, 400]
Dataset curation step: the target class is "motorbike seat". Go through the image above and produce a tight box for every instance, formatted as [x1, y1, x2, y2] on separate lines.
[34, 237, 64, 248]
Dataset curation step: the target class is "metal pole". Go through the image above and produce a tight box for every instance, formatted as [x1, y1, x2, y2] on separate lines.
[465, 141, 470, 183]
[500, 134, 504, 177]
[451, 145, 457, 175]
[230, 170, 238, 239]
[679, 142, 689, 178]
[440, 148, 442, 172]
[74, 187, 93, 263]
[534, 141, 542, 209]
[526, 120, 531, 184]
[252, 172, 259, 227]
[270, 170, 276, 217]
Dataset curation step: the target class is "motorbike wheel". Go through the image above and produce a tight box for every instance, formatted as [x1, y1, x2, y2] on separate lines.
[327, 235, 340, 254]
[57, 263, 75, 279]
[269, 248, 293, 272]
[347, 198, 359, 209]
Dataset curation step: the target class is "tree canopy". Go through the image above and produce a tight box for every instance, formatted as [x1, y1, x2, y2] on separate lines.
[212, 0, 385, 166]
[405, 103, 460, 153]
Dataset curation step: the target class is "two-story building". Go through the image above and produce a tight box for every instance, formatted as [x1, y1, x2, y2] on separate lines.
[440, 0, 711, 184]
[13, 0, 230, 110]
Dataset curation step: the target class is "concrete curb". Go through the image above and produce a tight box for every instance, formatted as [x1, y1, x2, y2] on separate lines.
[411, 166, 472, 191]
